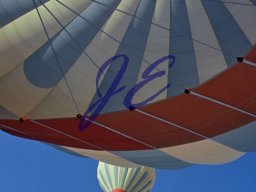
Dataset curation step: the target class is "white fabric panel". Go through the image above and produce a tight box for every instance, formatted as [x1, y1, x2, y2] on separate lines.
[0, 0, 92, 77]
[62, 146, 140, 167]
[133, 0, 170, 104]
[63, 138, 244, 166]
[186, 0, 228, 84]
[27, 83, 79, 119]
[100, 0, 140, 43]
[0, 64, 49, 117]
[162, 139, 244, 165]
[224, 0, 256, 44]
[28, 0, 139, 119]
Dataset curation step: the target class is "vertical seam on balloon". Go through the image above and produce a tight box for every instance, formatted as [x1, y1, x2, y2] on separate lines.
[53, 0, 121, 73]
[168, 0, 199, 97]
[55, 0, 187, 93]
[55, 0, 172, 107]
[25, 0, 123, 118]
[0, 0, 50, 28]
[87, 0, 156, 114]
[0, 1, 92, 80]
[202, 0, 252, 67]
[32, 0, 80, 114]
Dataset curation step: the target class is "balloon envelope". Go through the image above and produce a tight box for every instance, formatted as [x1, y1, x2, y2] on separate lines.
[0, 0, 256, 169]
[97, 161, 156, 192]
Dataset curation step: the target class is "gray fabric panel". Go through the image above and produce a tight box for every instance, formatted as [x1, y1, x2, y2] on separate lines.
[0, 0, 49, 27]
[113, 150, 191, 170]
[213, 121, 256, 152]
[202, 0, 252, 66]
[168, 0, 199, 97]
[24, 0, 121, 88]
[129, 172, 148, 192]
[250, 0, 256, 6]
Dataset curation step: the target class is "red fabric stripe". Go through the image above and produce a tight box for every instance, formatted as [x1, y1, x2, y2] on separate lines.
[1, 55, 256, 151]
[245, 44, 256, 63]
[96, 107, 202, 148]
[141, 94, 254, 139]
[195, 63, 256, 115]
[0, 119, 150, 150]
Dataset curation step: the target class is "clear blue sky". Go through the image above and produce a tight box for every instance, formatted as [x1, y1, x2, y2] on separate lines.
[1, 131, 256, 192]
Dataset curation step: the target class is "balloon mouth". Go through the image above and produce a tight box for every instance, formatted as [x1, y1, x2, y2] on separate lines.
[112, 189, 126, 192]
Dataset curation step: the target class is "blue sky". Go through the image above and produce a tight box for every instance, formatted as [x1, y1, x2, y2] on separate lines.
[1, 131, 256, 192]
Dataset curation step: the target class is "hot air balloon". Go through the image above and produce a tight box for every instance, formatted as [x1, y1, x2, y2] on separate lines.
[97, 162, 156, 192]
[0, 0, 256, 175]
